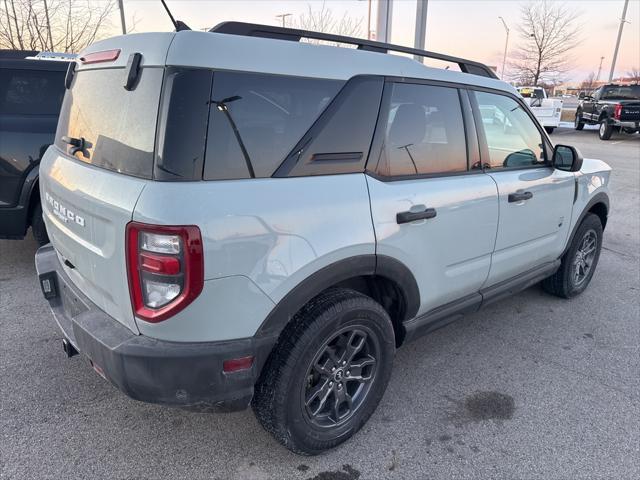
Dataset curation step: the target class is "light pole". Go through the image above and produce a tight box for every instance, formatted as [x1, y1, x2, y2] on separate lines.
[609, 0, 630, 82]
[498, 16, 509, 80]
[414, 0, 428, 62]
[596, 56, 605, 82]
[276, 13, 292, 28]
[376, 0, 393, 43]
[118, 0, 127, 34]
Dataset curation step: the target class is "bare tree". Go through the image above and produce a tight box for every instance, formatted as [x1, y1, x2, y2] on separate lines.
[510, 1, 581, 86]
[580, 71, 598, 91]
[0, 0, 116, 53]
[626, 67, 640, 85]
[294, 1, 363, 44]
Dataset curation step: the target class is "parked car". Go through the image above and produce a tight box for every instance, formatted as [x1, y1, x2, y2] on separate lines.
[35, 23, 611, 454]
[0, 50, 72, 244]
[576, 84, 640, 140]
[516, 86, 563, 134]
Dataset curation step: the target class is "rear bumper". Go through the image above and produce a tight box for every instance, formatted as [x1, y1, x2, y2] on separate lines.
[537, 116, 561, 127]
[35, 244, 277, 412]
[611, 119, 639, 130]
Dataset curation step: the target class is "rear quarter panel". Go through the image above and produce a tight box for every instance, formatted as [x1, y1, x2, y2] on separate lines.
[132, 174, 375, 341]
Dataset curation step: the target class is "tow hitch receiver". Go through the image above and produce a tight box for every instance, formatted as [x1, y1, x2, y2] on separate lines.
[62, 338, 78, 358]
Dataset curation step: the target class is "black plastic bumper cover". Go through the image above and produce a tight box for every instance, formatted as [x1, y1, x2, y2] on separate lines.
[35, 244, 277, 412]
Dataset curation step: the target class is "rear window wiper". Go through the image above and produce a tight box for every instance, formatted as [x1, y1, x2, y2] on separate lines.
[211, 96, 255, 178]
[61, 136, 92, 157]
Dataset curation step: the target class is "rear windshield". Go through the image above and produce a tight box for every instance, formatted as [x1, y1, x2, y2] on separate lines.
[0, 68, 65, 115]
[601, 85, 640, 100]
[517, 87, 544, 99]
[55, 67, 163, 178]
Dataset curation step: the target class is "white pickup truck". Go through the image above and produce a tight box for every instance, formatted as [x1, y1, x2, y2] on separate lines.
[517, 86, 563, 134]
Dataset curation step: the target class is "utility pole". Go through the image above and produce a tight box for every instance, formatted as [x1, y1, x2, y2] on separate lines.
[609, 0, 629, 82]
[275, 13, 292, 28]
[413, 0, 428, 62]
[375, 0, 393, 43]
[367, 0, 372, 39]
[498, 16, 510, 80]
[596, 56, 605, 81]
[118, 0, 127, 35]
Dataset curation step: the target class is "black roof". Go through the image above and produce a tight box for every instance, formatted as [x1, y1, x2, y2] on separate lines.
[0, 50, 70, 71]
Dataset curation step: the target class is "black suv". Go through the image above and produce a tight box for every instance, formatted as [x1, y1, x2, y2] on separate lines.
[0, 50, 70, 244]
[575, 84, 640, 140]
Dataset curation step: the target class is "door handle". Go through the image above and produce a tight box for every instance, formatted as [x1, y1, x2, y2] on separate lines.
[396, 208, 437, 224]
[508, 191, 533, 203]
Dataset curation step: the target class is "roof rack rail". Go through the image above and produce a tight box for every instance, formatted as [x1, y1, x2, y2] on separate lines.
[210, 22, 498, 80]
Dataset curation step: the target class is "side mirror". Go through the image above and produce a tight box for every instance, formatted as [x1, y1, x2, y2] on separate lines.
[578, 92, 585, 99]
[553, 144, 583, 172]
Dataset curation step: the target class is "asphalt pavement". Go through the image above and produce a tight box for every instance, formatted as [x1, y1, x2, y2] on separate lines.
[1, 128, 639, 480]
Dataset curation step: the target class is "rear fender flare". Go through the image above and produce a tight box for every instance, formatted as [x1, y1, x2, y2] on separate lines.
[562, 192, 609, 257]
[255, 254, 420, 338]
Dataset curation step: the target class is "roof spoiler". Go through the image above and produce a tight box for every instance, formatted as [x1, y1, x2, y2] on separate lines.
[210, 21, 498, 80]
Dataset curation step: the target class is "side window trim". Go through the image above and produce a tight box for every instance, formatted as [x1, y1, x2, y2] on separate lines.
[273, 75, 383, 178]
[467, 88, 553, 171]
[366, 79, 479, 182]
[459, 89, 481, 171]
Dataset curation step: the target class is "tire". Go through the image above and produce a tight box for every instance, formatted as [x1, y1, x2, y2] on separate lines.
[574, 112, 585, 130]
[252, 288, 395, 455]
[598, 119, 613, 140]
[543, 213, 603, 298]
[545, 126, 555, 134]
[31, 202, 49, 246]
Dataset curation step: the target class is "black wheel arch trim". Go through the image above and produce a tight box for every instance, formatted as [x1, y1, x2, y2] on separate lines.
[255, 254, 420, 338]
[22, 166, 41, 222]
[562, 192, 609, 257]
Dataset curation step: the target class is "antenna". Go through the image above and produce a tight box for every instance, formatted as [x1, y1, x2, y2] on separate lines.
[160, 0, 191, 31]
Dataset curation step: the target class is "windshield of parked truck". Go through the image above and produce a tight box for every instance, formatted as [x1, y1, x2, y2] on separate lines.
[517, 87, 545, 99]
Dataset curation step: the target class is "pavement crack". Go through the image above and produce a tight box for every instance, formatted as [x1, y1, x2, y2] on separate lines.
[602, 246, 639, 259]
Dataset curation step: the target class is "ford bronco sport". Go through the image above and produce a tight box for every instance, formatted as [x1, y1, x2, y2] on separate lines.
[35, 23, 611, 454]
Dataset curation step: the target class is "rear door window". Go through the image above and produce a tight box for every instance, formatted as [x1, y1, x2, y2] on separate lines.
[55, 67, 164, 179]
[203, 72, 343, 180]
[0, 68, 65, 115]
[375, 83, 467, 177]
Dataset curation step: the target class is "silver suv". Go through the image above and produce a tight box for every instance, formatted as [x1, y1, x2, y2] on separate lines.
[35, 23, 611, 454]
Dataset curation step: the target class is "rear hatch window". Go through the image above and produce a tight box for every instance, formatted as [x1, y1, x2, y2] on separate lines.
[55, 67, 163, 178]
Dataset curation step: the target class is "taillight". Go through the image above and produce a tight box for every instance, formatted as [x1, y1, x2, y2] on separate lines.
[80, 49, 121, 64]
[126, 222, 204, 323]
[613, 104, 622, 120]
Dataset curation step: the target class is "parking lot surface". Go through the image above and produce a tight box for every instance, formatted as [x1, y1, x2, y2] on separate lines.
[1, 128, 639, 480]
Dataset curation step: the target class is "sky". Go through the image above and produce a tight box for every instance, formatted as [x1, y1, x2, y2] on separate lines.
[116, 0, 640, 84]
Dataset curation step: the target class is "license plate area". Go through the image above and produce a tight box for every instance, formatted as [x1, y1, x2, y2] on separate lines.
[60, 279, 89, 319]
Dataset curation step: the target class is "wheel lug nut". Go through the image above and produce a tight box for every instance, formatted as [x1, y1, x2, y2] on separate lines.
[329, 381, 333, 387]
[346, 371, 350, 376]
[342, 361, 346, 366]
[331, 367, 336, 372]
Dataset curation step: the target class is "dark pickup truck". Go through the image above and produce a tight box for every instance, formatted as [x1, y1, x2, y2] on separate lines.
[575, 84, 640, 140]
[0, 50, 70, 244]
